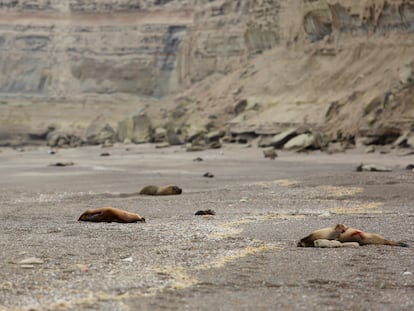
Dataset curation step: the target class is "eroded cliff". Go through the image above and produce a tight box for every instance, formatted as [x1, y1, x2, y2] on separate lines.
[1, 0, 414, 147]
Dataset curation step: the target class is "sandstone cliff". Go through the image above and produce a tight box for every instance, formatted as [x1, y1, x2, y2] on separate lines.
[1, 0, 414, 147]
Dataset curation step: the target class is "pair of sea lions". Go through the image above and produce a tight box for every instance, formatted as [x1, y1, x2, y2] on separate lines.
[78, 185, 182, 223]
[297, 224, 409, 247]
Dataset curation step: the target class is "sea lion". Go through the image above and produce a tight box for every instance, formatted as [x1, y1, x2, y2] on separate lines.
[297, 224, 347, 247]
[337, 224, 409, 247]
[139, 185, 182, 196]
[297, 224, 409, 247]
[78, 207, 145, 223]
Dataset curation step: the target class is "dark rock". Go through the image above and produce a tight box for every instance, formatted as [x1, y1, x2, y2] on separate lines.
[233, 99, 248, 115]
[358, 126, 401, 145]
[205, 130, 225, 143]
[203, 172, 214, 178]
[195, 209, 216, 216]
[48, 161, 74, 167]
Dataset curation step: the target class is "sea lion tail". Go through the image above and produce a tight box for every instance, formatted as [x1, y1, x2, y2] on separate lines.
[384, 239, 410, 247]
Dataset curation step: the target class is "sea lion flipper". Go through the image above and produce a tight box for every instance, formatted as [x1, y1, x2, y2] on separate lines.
[86, 212, 103, 221]
[78, 211, 103, 222]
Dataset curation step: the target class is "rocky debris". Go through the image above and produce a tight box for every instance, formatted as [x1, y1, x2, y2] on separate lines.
[118, 114, 153, 144]
[265, 129, 298, 149]
[195, 209, 216, 216]
[166, 126, 185, 146]
[205, 130, 225, 144]
[263, 147, 277, 159]
[257, 135, 274, 148]
[283, 133, 324, 151]
[203, 172, 214, 178]
[100, 152, 110, 156]
[153, 127, 167, 143]
[193, 157, 203, 162]
[86, 123, 117, 145]
[185, 125, 208, 143]
[393, 133, 411, 148]
[46, 131, 83, 148]
[356, 164, 392, 172]
[358, 127, 401, 146]
[227, 128, 258, 144]
[184, 126, 223, 151]
[28, 126, 56, 143]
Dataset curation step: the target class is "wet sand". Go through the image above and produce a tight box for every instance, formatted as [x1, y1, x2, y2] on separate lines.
[0, 144, 413, 310]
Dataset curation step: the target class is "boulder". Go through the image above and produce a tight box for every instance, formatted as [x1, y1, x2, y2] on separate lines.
[257, 135, 274, 148]
[358, 126, 401, 145]
[185, 125, 207, 142]
[166, 127, 185, 145]
[118, 113, 153, 144]
[284, 133, 318, 151]
[86, 123, 116, 145]
[153, 127, 167, 143]
[205, 130, 225, 144]
[46, 131, 83, 148]
[270, 129, 298, 149]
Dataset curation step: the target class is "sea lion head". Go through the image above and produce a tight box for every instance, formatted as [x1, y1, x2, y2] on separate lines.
[334, 224, 348, 233]
[297, 240, 307, 247]
[78, 210, 102, 222]
[171, 186, 182, 194]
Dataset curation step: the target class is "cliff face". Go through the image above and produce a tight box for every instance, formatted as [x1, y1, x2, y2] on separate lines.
[1, 0, 414, 145]
[172, 0, 414, 141]
[0, 0, 192, 99]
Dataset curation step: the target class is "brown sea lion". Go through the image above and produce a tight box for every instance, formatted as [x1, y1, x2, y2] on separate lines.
[297, 224, 409, 247]
[337, 224, 409, 247]
[139, 185, 182, 196]
[297, 224, 347, 247]
[78, 207, 145, 223]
